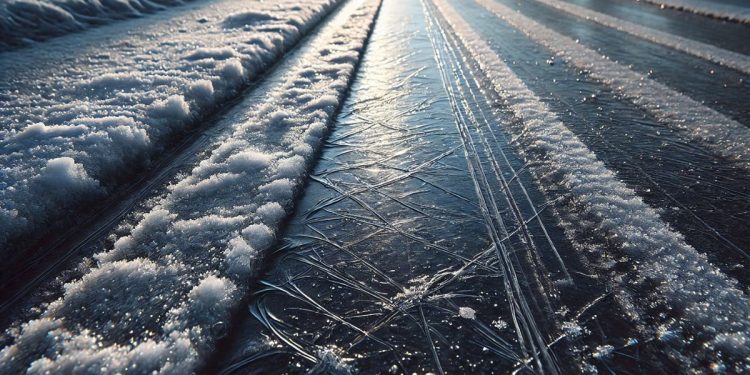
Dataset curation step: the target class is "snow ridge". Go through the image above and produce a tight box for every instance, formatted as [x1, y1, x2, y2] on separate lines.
[0, 0, 187, 49]
[433, 0, 750, 370]
[0, 0, 340, 253]
[0, 0, 381, 372]
[533, 0, 750, 75]
[639, 0, 750, 25]
[475, 0, 750, 170]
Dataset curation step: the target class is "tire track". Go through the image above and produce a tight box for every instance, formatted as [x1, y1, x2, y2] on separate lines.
[432, 0, 750, 370]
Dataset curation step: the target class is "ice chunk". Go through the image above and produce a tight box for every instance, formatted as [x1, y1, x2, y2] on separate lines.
[593, 345, 615, 360]
[150, 95, 191, 123]
[188, 80, 215, 104]
[458, 307, 476, 320]
[224, 236, 258, 279]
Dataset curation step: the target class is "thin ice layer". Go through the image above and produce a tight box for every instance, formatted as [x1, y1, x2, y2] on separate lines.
[216, 0, 588, 370]
[0, 0, 381, 373]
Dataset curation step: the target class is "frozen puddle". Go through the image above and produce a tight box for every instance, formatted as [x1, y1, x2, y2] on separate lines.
[211, 0, 662, 372]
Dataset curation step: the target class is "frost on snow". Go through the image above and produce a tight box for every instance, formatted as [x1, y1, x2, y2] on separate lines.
[0, 0, 381, 372]
[0, 0, 340, 253]
[0, 0, 190, 49]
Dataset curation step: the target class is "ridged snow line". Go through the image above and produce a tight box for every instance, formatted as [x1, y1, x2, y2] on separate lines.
[476, 0, 750, 170]
[640, 0, 750, 25]
[533, 0, 750, 75]
[434, 0, 750, 370]
[0, 0, 340, 252]
[0, 0, 191, 49]
[0, 0, 381, 373]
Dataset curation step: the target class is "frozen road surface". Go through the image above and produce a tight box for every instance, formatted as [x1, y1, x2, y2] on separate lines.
[0, 0, 749, 373]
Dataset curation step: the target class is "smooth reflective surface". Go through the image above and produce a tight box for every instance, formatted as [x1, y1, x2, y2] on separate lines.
[211, 0, 691, 372]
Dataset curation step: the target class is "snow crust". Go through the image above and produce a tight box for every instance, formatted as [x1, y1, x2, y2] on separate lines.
[0, 0, 185, 49]
[475, 0, 750, 170]
[534, 0, 750, 75]
[0, 0, 381, 372]
[435, 0, 750, 369]
[0, 0, 339, 252]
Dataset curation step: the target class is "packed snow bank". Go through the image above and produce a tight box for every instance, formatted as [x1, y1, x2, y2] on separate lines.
[0, 0, 340, 253]
[434, 0, 750, 370]
[474, 0, 750, 170]
[0, 0, 186, 49]
[639, 0, 750, 25]
[533, 0, 750, 75]
[0, 0, 381, 372]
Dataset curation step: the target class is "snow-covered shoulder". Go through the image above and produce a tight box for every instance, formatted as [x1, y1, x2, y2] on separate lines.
[0, 0, 188, 49]
[0, 0, 340, 254]
[0, 0, 381, 372]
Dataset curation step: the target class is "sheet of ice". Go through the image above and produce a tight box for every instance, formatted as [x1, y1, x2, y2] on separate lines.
[639, 0, 750, 24]
[0, 0, 340, 252]
[433, 0, 750, 370]
[216, 0, 591, 370]
[474, 0, 750, 170]
[0, 0, 381, 372]
[533, 0, 750, 75]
